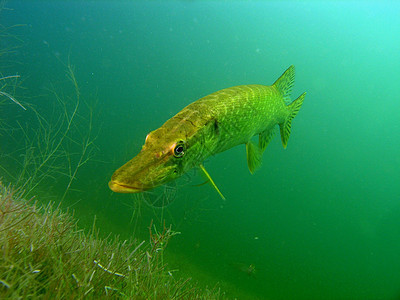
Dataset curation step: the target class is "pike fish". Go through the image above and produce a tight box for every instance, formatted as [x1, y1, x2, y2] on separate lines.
[109, 65, 306, 199]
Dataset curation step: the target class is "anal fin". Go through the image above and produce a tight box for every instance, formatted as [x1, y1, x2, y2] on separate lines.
[259, 128, 275, 152]
[199, 164, 226, 200]
[279, 92, 306, 148]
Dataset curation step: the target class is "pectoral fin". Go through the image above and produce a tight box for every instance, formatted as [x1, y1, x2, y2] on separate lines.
[199, 164, 226, 200]
[246, 141, 263, 174]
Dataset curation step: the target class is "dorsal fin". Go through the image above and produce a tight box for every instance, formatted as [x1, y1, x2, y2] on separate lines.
[272, 65, 295, 105]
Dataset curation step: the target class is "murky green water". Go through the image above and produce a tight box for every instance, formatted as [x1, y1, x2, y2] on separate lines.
[1, 1, 400, 299]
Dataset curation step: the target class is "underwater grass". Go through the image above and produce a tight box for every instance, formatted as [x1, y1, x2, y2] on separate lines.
[0, 1, 26, 133]
[0, 75, 25, 110]
[0, 73, 25, 135]
[0, 182, 223, 299]
[0, 0, 25, 68]
[0, 63, 97, 201]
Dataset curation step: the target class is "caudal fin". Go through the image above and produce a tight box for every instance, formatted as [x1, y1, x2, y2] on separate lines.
[279, 92, 306, 149]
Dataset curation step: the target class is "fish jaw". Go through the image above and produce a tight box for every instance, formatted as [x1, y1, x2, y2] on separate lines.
[108, 180, 144, 193]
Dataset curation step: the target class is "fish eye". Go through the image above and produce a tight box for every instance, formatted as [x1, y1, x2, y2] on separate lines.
[173, 141, 186, 158]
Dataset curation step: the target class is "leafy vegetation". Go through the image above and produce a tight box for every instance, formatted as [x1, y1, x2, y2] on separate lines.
[0, 182, 223, 299]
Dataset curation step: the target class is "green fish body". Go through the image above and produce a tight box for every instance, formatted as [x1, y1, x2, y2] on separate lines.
[109, 65, 306, 197]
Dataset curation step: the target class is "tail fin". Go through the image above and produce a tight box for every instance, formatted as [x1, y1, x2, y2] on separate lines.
[279, 92, 306, 149]
[273, 65, 295, 105]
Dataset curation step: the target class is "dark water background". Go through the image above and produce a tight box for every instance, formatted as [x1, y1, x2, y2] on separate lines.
[1, 1, 400, 299]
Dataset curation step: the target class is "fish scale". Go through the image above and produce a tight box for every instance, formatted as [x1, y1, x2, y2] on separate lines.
[178, 84, 286, 155]
[109, 65, 306, 200]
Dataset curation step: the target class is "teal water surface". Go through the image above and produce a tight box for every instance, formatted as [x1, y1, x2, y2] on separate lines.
[1, 1, 400, 299]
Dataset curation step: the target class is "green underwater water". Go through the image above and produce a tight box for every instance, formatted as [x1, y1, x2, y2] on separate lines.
[1, 1, 400, 299]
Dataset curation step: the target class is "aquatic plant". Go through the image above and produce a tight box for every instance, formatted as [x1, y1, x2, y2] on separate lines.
[0, 63, 96, 200]
[0, 1, 25, 73]
[0, 75, 25, 110]
[1, 2, 89, 199]
[0, 2, 25, 135]
[0, 182, 223, 299]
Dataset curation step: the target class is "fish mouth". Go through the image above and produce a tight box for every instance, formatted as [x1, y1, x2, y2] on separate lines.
[108, 181, 143, 193]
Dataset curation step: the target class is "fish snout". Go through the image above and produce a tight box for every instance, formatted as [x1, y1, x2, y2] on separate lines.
[109, 148, 176, 194]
